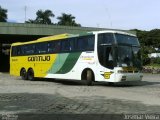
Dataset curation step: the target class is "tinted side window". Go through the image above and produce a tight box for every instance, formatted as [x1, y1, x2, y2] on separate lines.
[61, 39, 70, 52]
[69, 38, 77, 51]
[77, 35, 94, 51]
[77, 37, 86, 50]
[87, 36, 94, 50]
[48, 41, 61, 53]
[11, 46, 23, 56]
[11, 35, 95, 56]
[98, 33, 114, 45]
[23, 44, 35, 55]
[48, 42, 54, 53]
[35, 43, 47, 54]
[11, 46, 18, 56]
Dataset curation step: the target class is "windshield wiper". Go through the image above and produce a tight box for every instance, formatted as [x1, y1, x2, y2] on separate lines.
[100, 43, 112, 46]
[132, 45, 140, 47]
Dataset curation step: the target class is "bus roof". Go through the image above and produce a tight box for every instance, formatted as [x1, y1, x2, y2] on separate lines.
[92, 30, 136, 37]
[11, 30, 136, 46]
[11, 32, 93, 46]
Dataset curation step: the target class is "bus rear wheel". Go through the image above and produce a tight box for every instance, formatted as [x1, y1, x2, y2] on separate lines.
[20, 68, 28, 80]
[27, 69, 34, 81]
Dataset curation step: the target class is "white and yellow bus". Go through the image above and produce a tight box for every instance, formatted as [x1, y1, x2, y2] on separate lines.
[10, 30, 143, 85]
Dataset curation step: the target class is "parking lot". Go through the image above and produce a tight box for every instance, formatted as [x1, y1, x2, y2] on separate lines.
[0, 73, 160, 119]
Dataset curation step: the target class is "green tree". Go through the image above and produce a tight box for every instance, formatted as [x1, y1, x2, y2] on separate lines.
[146, 29, 160, 48]
[57, 13, 81, 27]
[0, 6, 7, 22]
[134, 29, 160, 65]
[136, 29, 160, 48]
[26, 9, 54, 24]
[36, 10, 54, 24]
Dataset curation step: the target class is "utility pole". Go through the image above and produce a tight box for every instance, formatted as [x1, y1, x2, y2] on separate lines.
[24, 6, 27, 22]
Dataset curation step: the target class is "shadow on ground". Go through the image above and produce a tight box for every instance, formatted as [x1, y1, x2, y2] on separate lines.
[30, 77, 160, 88]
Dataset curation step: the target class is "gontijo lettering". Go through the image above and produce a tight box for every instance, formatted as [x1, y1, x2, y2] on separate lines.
[28, 56, 50, 61]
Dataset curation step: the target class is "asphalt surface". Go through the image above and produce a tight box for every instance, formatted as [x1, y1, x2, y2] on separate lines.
[0, 73, 160, 120]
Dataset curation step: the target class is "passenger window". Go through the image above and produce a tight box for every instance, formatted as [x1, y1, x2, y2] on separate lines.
[48, 41, 61, 53]
[25, 45, 35, 55]
[87, 36, 94, 50]
[77, 37, 86, 50]
[36, 43, 47, 54]
[69, 38, 77, 51]
[61, 40, 70, 52]
[77, 35, 94, 51]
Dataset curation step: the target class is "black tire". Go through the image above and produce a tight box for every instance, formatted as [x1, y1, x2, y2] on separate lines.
[27, 69, 34, 81]
[20, 68, 28, 80]
[108, 82, 115, 86]
[86, 70, 93, 86]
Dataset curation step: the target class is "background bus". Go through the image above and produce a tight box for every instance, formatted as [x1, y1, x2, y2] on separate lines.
[10, 31, 143, 85]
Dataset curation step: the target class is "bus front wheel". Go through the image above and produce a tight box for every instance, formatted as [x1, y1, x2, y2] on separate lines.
[85, 70, 94, 86]
[20, 68, 28, 80]
[27, 68, 34, 81]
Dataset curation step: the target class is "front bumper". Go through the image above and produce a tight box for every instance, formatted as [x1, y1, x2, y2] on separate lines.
[114, 73, 143, 82]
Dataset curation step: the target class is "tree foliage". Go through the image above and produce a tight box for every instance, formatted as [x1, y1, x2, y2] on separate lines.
[136, 29, 160, 48]
[26, 9, 54, 24]
[35, 10, 54, 24]
[0, 6, 7, 22]
[135, 29, 160, 65]
[57, 13, 81, 27]
[25, 10, 81, 27]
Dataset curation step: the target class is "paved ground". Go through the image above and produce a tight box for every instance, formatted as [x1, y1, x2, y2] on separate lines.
[0, 73, 160, 120]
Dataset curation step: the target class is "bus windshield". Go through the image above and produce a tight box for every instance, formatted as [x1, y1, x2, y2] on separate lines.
[97, 33, 142, 70]
[115, 34, 142, 69]
[115, 45, 142, 69]
[115, 33, 140, 46]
